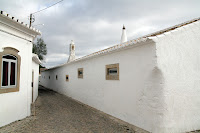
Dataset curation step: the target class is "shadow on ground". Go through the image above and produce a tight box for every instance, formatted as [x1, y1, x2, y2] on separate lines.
[0, 86, 148, 133]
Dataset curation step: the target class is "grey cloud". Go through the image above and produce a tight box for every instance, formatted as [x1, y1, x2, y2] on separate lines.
[0, 0, 200, 68]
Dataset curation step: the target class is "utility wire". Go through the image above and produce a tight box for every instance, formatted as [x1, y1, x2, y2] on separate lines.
[32, 0, 64, 14]
[29, 0, 64, 27]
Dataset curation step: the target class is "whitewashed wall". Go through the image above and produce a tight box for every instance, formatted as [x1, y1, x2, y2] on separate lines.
[40, 40, 166, 132]
[0, 23, 33, 127]
[40, 20, 200, 133]
[32, 61, 39, 102]
[153, 21, 200, 133]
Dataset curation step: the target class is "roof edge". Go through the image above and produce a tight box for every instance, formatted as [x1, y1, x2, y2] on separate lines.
[32, 53, 41, 64]
[43, 16, 200, 71]
[46, 38, 154, 70]
[0, 11, 41, 35]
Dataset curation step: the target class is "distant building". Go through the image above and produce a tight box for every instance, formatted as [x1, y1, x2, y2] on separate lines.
[0, 11, 41, 127]
[40, 18, 200, 133]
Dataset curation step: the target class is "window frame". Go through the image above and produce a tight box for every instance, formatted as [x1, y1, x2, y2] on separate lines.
[106, 63, 119, 80]
[78, 68, 83, 78]
[0, 47, 21, 94]
[66, 75, 69, 81]
[1, 55, 17, 88]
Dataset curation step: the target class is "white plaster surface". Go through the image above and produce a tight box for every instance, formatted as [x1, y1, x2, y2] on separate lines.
[0, 15, 39, 127]
[40, 40, 160, 132]
[40, 20, 200, 133]
[32, 61, 39, 102]
[153, 21, 200, 133]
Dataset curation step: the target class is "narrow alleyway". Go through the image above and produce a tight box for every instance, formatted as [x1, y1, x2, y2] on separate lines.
[0, 86, 147, 133]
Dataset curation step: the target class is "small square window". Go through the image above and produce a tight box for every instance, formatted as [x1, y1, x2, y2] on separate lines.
[78, 68, 83, 78]
[106, 63, 119, 80]
[66, 75, 69, 81]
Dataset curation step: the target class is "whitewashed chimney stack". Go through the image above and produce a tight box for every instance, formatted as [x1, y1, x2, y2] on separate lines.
[121, 25, 127, 43]
[67, 40, 76, 62]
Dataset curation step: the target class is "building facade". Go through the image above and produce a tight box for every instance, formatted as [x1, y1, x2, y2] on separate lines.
[0, 11, 41, 127]
[40, 18, 200, 133]
[32, 53, 41, 102]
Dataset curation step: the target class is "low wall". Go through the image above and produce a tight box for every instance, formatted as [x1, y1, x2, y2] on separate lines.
[40, 40, 165, 132]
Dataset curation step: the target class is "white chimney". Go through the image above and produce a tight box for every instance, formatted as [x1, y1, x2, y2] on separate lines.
[121, 25, 127, 43]
[67, 40, 76, 62]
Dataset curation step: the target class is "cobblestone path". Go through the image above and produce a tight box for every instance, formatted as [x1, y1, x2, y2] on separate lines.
[0, 86, 148, 133]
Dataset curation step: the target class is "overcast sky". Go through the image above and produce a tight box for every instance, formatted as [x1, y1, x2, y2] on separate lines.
[0, 0, 200, 68]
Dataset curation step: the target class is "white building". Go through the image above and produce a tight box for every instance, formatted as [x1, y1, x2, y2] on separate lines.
[40, 18, 200, 133]
[32, 53, 41, 102]
[0, 11, 41, 127]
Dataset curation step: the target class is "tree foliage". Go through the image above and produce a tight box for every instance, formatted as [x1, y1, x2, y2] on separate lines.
[32, 38, 47, 60]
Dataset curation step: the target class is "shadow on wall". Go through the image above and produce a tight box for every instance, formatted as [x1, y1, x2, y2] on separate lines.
[137, 67, 165, 132]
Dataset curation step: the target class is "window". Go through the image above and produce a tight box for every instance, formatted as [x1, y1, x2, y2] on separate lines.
[72, 45, 74, 50]
[78, 68, 83, 78]
[0, 47, 21, 94]
[49, 76, 50, 79]
[66, 75, 69, 81]
[56, 75, 58, 80]
[106, 63, 119, 80]
[2, 55, 17, 87]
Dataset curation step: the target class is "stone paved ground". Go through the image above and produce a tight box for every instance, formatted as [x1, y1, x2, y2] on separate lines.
[0, 86, 148, 133]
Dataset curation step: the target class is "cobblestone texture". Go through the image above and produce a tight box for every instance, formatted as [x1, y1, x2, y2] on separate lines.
[0, 86, 148, 133]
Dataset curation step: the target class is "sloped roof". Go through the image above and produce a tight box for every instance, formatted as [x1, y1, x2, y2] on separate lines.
[0, 11, 41, 35]
[47, 17, 200, 70]
[32, 53, 41, 64]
